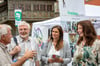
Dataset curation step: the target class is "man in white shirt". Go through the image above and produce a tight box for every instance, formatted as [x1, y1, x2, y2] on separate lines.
[8, 21, 40, 66]
[0, 24, 36, 66]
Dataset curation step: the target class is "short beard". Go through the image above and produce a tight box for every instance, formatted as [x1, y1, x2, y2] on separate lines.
[20, 34, 29, 38]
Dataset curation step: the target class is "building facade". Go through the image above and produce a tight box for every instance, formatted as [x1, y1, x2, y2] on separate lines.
[0, 0, 59, 35]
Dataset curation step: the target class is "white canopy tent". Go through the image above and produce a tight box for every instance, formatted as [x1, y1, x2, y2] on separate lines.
[33, 17, 61, 26]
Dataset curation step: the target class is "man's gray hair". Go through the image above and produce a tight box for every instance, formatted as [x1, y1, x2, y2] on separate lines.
[0, 24, 12, 39]
[18, 21, 30, 29]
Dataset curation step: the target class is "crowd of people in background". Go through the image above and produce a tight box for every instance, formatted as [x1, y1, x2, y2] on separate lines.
[0, 20, 100, 66]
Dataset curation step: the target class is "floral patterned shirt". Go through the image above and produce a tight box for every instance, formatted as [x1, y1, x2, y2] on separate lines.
[73, 39, 99, 66]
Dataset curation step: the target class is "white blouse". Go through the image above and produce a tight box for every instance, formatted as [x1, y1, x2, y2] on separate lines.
[48, 43, 61, 66]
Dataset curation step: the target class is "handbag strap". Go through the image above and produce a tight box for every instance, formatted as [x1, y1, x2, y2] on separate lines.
[13, 36, 18, 46]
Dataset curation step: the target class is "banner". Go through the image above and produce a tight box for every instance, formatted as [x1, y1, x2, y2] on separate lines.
[32, 24, 49, 51]
[85, 0, 100, 16]
[58, 0, 85, 16]
[15, 9, 22, 26]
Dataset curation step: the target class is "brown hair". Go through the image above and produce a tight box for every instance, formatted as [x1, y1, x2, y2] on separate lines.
[77, 20, 97, 46]
[50, 25, 63, 50]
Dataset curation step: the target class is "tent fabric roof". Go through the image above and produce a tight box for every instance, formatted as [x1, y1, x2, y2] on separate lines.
[33, 17, 61, 25]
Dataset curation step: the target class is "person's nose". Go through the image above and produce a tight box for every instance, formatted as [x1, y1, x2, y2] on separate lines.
[10, 34, 13, 38]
